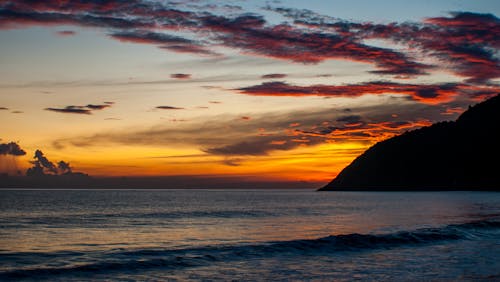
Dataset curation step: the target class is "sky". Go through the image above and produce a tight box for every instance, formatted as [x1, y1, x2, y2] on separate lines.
[0, 0, 499, 187]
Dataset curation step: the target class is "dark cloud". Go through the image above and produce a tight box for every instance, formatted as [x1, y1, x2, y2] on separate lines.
[45, 106, 92, 115]
[0, 141, 26, 156]
[53, 98, 453, 157]
[86, 104, 111, 110]
[382, 13, 500, 83]
[1, 1, 497, 82]
[45, 103, 113, 114]
[57, 160, 72, 174]
[197, 11, 428, 75]
[204, 137, 306, 156]
[200, 14, 266, 32]
[295, 119, 433, 142]
[1, 0, 140, 14]
[424, 12, 499, 47]
[210, 21, 430, 76]
[261, 73, 287, 79]
[221, 158, 243, 166]
[337, 115, 362, 124]
[29, 149, 58, 175]
[236, 81, 500, 104]
[170, 73, 192, 79]
[270, 7, 500, 83]
[26, 149, 82, 177]
[156, 106, 184, 110]
[0, 1, 424, 77]
[110, 31, 217, 56]
[0, 8, 155, 30]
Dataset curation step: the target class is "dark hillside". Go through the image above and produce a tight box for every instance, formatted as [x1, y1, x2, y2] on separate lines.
[320, 95, 500, 191]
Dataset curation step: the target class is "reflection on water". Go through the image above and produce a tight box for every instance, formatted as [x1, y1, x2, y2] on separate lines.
[0, 190, 499, 280]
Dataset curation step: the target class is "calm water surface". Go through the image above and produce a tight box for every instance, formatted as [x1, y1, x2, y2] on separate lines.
[0, 190, 499, 281]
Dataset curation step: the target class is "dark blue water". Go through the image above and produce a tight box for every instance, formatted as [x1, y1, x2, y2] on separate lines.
[0, 190, 499, 281]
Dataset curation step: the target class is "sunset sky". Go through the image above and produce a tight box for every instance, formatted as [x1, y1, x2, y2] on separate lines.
[1, 0, 499, 186]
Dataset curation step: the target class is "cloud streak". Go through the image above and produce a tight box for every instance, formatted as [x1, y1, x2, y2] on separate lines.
[0, 1, 497, 83]
[170, 73, 192, 79]
[45, 103, 112, 114]
[110, 31, 217, 56]
[52, 99, 454, 157]
[270, 7, 500, 83]
[156, 106, 184, 110]
[45, 106, 92, 115]
[261, 73, 287, 79]
[56, 30, 76, 36]
[236, 81, 500, 104]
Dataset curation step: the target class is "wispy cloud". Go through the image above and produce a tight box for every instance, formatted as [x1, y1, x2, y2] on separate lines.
[55, 30, 76, 36]
[236, 81, 500, 104]
[270, 7, 500, 83]
[45, 106, 92, 115]
[170, 73, 192, 79]
[1, 1, 497, 84]
[53, 99, 454, 156]
[156, 106, 185, 110]
[110, 31, 218, 56]
[261, 73, 287, 79]
[45, 103, 112, 115]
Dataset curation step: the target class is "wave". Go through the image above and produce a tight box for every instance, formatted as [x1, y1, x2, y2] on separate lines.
[0, 210, 275, 228]
[1, 219, 499, 279]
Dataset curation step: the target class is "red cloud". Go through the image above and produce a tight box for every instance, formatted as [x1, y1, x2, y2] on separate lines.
[236, 81, 500, 104]
[110, 31, 217, 56]
[56, 30, 76, 36]
[271, 8, 500, 83]
[170, 73, 192, 79]
[213, 22, 430, 76]
[441, 107, 465, 116]
[262, 73, 287, 79]
[294, 118, 433, 144]
[0, 2, 498, 83]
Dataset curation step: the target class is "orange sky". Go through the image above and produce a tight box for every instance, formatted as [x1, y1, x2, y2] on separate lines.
[0, 0, 499, 187]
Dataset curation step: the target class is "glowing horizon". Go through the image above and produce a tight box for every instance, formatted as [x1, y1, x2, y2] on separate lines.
[1, 0, 499, 186]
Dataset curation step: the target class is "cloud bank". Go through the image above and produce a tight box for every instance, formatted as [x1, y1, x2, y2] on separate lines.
[0, 1, 498, 85]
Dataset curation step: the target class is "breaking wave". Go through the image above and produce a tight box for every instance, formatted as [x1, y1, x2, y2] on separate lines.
[1, 219, 498, 280]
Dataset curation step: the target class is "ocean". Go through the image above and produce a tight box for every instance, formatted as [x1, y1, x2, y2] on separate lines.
[0, 189, 499, 281]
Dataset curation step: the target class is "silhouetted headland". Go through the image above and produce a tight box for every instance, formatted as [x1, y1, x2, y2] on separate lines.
[320, 94, 500, 191]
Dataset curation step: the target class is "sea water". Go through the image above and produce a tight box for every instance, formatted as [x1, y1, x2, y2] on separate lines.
[0, 190, 499, 281]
